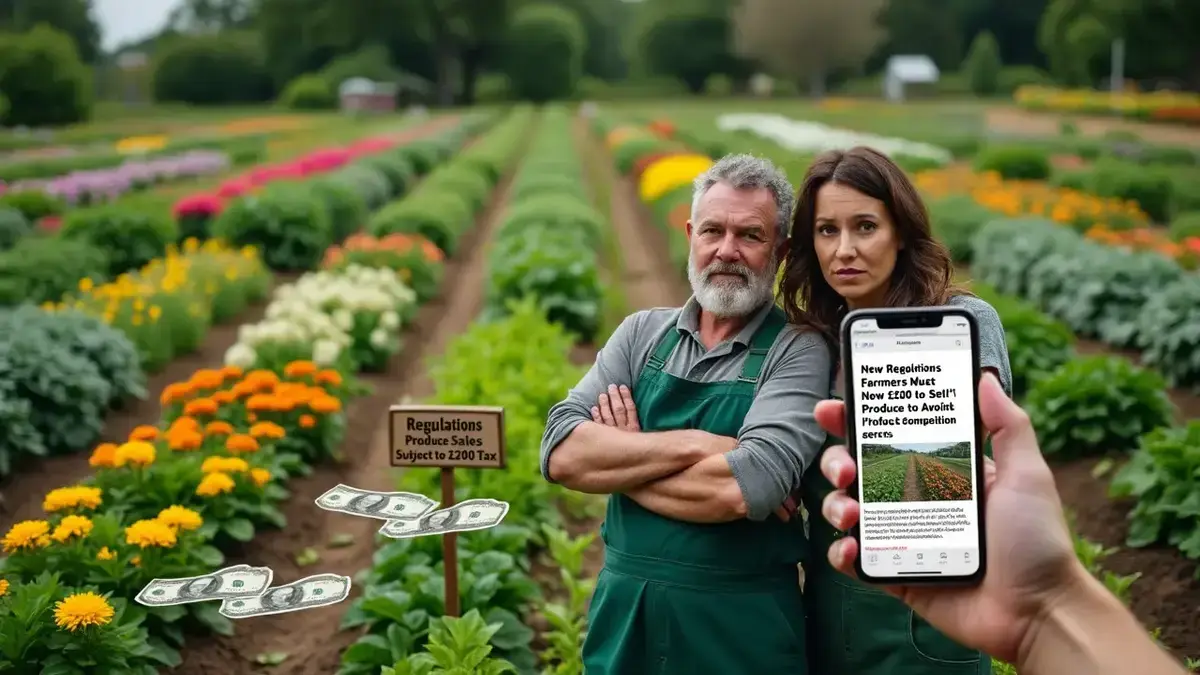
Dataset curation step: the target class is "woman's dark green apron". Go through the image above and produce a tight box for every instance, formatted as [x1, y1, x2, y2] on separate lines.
[800, 388, 991, 674]
[582, 307, 809, 674]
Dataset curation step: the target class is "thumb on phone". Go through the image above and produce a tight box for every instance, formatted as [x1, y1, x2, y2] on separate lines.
[814, 399, 846, 438]
[978, 372, 1040, 473]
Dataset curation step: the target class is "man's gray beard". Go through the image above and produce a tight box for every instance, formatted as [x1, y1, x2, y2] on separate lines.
[687, 252, 777, 319]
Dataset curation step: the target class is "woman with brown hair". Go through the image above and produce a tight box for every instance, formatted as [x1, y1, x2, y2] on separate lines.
[779, 145, 1013, 675]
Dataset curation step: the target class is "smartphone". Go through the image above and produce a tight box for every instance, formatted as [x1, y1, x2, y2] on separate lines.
[841, 306, 987, 585]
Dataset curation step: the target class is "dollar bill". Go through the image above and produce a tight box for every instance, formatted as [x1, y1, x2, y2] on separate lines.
[378, 499, 509, 539]
[135, 564, 274, 607]
[315, 484, 438, 521]
[218, 573, 352, 619]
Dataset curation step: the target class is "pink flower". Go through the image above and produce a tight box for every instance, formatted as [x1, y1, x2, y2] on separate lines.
[172, 193, 224, 219]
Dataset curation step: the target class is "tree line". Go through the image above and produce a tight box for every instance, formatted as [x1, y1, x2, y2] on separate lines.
[0, 0, 1197, 126]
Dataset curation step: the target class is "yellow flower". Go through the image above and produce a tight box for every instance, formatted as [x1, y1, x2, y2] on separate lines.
[51, 515, 94, 542]
[0, 579, 8, 597]
[250, 468, 271, 487]
[156, 506, 203, 532]
[2, 520, 52, 553]
[201, 456, 249, 474]
[54, 592, 115, 631]
[639, 154, 715, 202]
[96, 546, 116, 561]
[113, 441, 156, 468]
[125, 519, 178, 549]
[43, 486, 103, 513]
[196, 472, 236, 497]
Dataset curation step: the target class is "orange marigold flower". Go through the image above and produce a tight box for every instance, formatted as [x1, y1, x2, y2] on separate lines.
[299, 414, 316, 429]
[245, 394, 279, 412]
[249, 421, 286, 440]
[189, 369, 224, 391]
[226, 434, 260, 453]
[244, 369, 279, 391]
[205, 421, 234, 436]
[284, 360, 318, 378]
[159, 382, 193, 405]
[211, 390, 236, 405]
[314, 369, 343, 387]
[129, 425, 159, 441]
[88, 443, 118, 468]
[230, 381, 257, 398]
[182, 398, 219, 417]
[308, 395, 341, 414]
[167, 429, 204, 452]
[220, 365, 244, 380]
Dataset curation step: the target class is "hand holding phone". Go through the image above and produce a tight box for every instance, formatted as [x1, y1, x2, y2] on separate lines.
[840, 306, 987, 585]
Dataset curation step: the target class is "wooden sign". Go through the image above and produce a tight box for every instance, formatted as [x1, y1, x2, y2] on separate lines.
[388, 404, 506, 617]
[388, 405, 506, 469]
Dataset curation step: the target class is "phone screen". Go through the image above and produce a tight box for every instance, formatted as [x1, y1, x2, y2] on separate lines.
[845, 311, 983, 582]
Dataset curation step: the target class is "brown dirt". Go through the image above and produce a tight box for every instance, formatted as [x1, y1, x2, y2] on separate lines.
[902, 455, 921, 502]
[0, 292, 278, 530]
[986, 105, 1200, 148]
[1050, 457, 1200, 660]
[170, 150, 521, 675]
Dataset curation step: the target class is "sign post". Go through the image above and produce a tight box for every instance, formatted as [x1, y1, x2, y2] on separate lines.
[389, 404, 506, 617]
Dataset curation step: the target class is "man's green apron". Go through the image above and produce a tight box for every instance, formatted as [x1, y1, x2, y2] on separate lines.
[582, 307, 809, 674]
[800, 389, 991, 674]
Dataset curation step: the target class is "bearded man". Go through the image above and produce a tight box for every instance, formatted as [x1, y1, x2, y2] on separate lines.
[540, 154, 832, 674]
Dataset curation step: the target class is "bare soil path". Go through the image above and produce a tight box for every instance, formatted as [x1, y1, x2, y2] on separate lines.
[902, 455, 921, 502]
[172, 159, 522, 675]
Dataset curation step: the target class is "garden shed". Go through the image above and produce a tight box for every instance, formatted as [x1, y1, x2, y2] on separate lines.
[338, 77, 398, 113]
[883, 55, 939, 102]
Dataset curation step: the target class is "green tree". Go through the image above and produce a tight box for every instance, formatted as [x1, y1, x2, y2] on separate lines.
[151, 32, 274, 104]
[0, 0, 101, 63]
[0, 23, 92, 126]
[635, 1, 747, 93]
[1037, 0, 1116, 85]
[963, 30, 1002, 95]
[505, 4, 587, 101]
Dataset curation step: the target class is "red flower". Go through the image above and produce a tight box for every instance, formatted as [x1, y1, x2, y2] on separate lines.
[172, 193, 224, 219]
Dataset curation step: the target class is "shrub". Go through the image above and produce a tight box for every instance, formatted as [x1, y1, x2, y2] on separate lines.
[499, 195, 603, 248]
[151, 32, 273, 105]
[971, 284, 1074, 399]
[973, 146, 1051, 180]
[970, 218, 1079, 298]
[0, 24, 93, 127]
[505, 4, 587, 102]
[0, 237, 108, 306]
[171, 193, 223, 241]
[358, 152, 416, 197]
[279, 73, 336, 110]
[1109, 422, 1200, 563]
[0, 305, 145, 408]
[1168, 211, 1200, 241]
[328, 165, 393, 212]
[212, 184, 333, 271]
[420, 165, 493, 212]
[928, 195, 1003, 263]
[0, 189, 65, 221]
[60, 204, 179, 277]
[1085, 160, 1175, 222]
[510, 173, 586, 201]
[0, 319, 111, 462]
[1025, 356, 1174, 459]
[963, 31, 1002, 96]
[367, 195, 472, 255]
[0, 206, 30, 250]
[1137, 276, 1200, 390]
[310, 178, 368, 242]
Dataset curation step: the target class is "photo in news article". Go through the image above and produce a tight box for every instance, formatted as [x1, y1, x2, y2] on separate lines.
[853, 354, 978, 547]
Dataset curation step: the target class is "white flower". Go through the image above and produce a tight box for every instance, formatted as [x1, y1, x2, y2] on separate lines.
[380, 310, 400, 330]
[716, 113, 952, 164]
[224, 343, 257, 368]
[313, 339, 341, 366]
[333, 309, 354, 331]
[369, 328, 389, 348]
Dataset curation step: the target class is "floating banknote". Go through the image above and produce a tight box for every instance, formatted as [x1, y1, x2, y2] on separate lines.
[315, 484, 437, 521]
[218, 572, 352, 619]
[135, 564, 273, 607]
[378, 499, 509, 539]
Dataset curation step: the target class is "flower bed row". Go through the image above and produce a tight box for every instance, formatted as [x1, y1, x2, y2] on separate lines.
[1015, 85, 1200, 125]
[483, 104, 606, 342]
[0, 112, 536, 674]
[972, 217, 1200, 389]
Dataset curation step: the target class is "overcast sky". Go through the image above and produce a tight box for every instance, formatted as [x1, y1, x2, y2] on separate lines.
[95, 0, 181, 50]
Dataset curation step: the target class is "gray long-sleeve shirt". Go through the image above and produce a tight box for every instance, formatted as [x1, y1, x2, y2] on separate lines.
[539, 296, 833, 522]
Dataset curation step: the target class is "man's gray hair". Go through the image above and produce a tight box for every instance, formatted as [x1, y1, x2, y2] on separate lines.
[691, 153, 795, 239]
